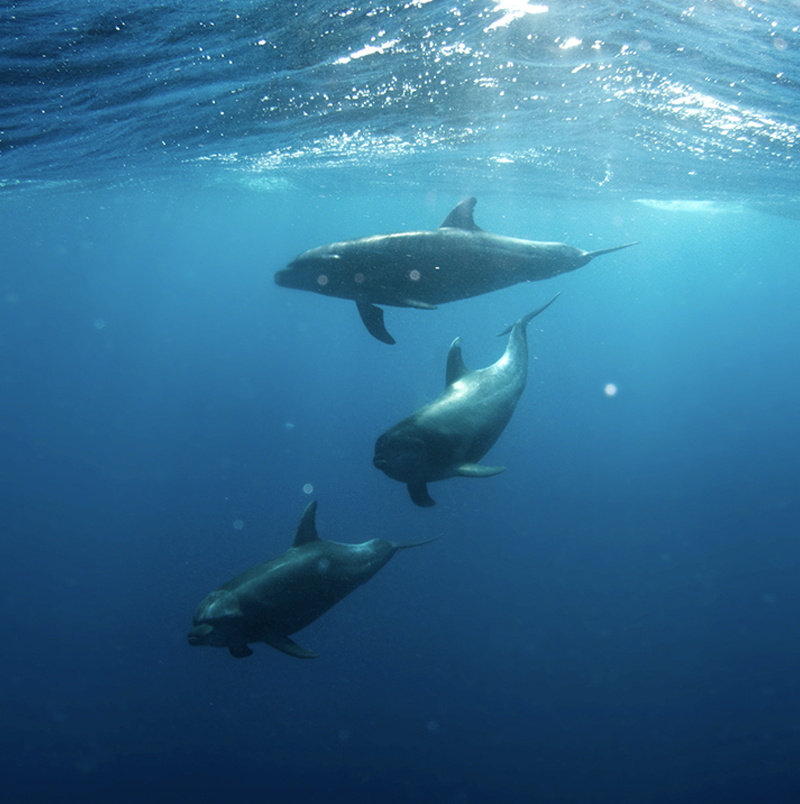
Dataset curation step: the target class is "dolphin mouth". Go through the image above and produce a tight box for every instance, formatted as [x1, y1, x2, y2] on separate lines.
[187, 624, 214, 645]
[274, 268, 292, 286]
[373, 456, 388, 471]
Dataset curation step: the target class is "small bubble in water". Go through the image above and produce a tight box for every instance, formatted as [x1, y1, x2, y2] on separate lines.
[233, 519, 244, 530]
[303, 483, 314, 494]
[604, 383, 618, 397]
[426, 720, 440, 733]
[285, 422, 295, 430]
[94, 318, 105, 329]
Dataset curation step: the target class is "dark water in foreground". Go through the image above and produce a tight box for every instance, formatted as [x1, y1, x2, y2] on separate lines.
[3, 1, 800, 802]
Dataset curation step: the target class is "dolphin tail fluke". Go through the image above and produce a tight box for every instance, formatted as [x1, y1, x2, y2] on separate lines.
[585, 241, 639, 259]
[395, 533, 443, 549]
[497, 292, 561, 337]
[408, 482, 436, 507]
[357, 301, 396, 345]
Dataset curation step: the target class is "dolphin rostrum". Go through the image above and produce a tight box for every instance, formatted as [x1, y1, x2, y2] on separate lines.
[275, 198, 635, 344]
[373, 294, 559, 507]
[187, 501, 437, 659]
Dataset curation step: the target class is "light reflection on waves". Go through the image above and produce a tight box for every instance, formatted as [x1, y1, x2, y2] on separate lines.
[2, 0, 798, 195]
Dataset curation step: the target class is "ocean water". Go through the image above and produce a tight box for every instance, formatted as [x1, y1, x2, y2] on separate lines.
[2, 2, 800, 802]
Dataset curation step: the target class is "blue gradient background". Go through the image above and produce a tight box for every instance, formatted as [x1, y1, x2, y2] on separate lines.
[2, 187, 799, 802]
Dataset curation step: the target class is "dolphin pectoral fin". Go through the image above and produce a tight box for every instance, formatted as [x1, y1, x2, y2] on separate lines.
[264, 633, 320, 659]
[229, 643, 254, 659]
[455, 463, 506, 478]
[356, 301, 396, 345]
[408, 482, 436, 507]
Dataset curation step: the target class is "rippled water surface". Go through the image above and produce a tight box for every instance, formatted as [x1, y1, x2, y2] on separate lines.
[2, 0, 799, 197]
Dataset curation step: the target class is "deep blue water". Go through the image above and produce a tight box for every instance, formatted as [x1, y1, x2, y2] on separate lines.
[2, 2, 800, 803]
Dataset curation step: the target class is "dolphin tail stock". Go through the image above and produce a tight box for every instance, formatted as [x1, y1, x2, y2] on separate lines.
[584, 241, 639, 259]
[496, 292, 561, 337]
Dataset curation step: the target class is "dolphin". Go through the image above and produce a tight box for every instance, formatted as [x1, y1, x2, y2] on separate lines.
[187, 501, 437, 659]
[373, 294, 559, 507]
[275, 197, 635, 344]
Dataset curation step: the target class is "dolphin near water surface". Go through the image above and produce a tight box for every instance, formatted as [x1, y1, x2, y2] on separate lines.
[275, 197, 635, 343]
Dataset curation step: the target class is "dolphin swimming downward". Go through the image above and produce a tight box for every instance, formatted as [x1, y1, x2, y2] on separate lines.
[373, 294, 559, 507]
[275, 197, 635, 344]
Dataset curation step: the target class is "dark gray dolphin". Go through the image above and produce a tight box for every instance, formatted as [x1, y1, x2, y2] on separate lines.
[187, 501, 436, 659]
[275, 198, 634, 343]
[373, 294, 559, 507]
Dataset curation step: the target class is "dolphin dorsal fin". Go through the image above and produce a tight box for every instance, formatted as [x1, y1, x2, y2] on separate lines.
[292, 500, 320, 547]
[445, 337, 469, 386]
[439, 197, 482, 231]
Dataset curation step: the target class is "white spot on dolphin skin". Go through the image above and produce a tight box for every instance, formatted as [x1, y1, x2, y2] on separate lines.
[303, 483, 314, 494]
[233, 519, 244, 530]
[604, 383, 618, 397]
[354, 272, 365, 284]
[316, 557, 331, 575]
[409, 269, 421, 281]
[317, 274, 328, 286]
